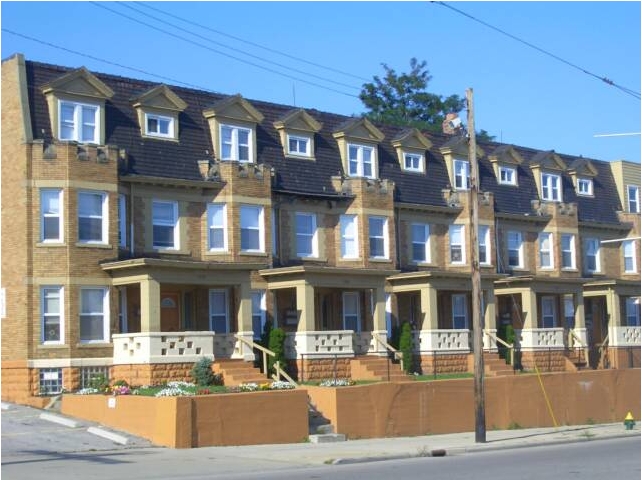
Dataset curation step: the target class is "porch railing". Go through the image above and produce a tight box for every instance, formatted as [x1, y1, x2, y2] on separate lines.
[568, 329, 589, 366]
[373, 333, 405, 372]
[234, 335, 298, 387]
[598, 333, 610, 369]
[484, 330, 514, 365]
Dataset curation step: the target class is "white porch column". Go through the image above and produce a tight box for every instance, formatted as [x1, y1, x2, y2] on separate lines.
[573, 290, 588, 345]
[370, 286, 388, 355]
[419, 285, 438, 330]
[140, 276, 160, 332]
[234, 280, 254, 361]
[607, 290, 622, 327]
[521, 289, 537, 330]
[296, 282, 315, 332]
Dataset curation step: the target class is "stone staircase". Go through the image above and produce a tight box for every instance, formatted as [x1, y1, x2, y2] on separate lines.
[564, 349, 589, 371]
[350, 355, 409, 382]
[483, 353, 516, 377]
[213, 359, 267, 386]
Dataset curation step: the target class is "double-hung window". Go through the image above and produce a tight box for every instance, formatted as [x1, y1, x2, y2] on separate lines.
[507, 231, 523, 268]
[240, 205, 264, 252]
[628, 185, 640, 213]
[41, 189, 63, 243]
[145, 113, 173, 138]
[342, 292, 360, 332]
[295, 212, 317, 258]
[625, 297, 641, 326]
[118, 194, 126, 248]
[577, 178, 593, 196]
[499, 166, 516, 185]
[41, 286, 63, 344]
[623, 240, 637, 273]
[152, 200, 178, 249]
[207, 204, 227, 252]
[563, 296, 575, 329]
[452, 294, 468, 329]
[538, 232, 554, 269]
[478, 225, 490, 265]
[78, 191, 108, 244]
[340, 214, 359, 259]
[287, 134, 311, 157]
[561, 234, 576, 269]
[541, 173, 562, 201]
[220, 124, 251, 162]
[80, 287, 109, 343]
[368, 216, 388, 259]
[208, 289, 228, 333]
[403, 152, 424, 172]
[449, 224, 465, 264]
[453, 159, 470, 190]
[584, 238, 600, 273]
[541, 296, 557, 328]
[251, 291, 266, 339]
[59, 100, 99, 143]
[411, 223, 430, 263]
[348, 144, 375, 178]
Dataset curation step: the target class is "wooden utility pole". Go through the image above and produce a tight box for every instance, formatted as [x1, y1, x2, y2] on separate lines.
[466, 88, 486, 443]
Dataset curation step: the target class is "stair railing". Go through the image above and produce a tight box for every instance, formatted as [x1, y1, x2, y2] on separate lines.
[234, 335, 299, 387]
[568, 329, 589, 365]
[373, 333, 405, 373]
[598, 333, 610, 369]
[272, 361, 299, 387]
[484, 330, 514, 366]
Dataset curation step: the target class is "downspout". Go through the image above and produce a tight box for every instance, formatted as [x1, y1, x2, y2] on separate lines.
[129, 183, 135, 256]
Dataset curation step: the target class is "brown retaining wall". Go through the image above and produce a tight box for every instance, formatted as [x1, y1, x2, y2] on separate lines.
[307, 369, 640, 439]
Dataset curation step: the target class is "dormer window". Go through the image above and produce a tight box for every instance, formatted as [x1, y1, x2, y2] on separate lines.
[576, 178, 593, 196]
[287, 134, 311, 157]
[453, 159, 470, 190]
[391, 128, 431, 174]
[132, 85, 186, 142]
[404, 152, 424, 173]
[348, 143, 375, 178]
[59, 100, 99, 143]
[332, 117, 384, 180]
[145, 113, 174, 138]
[221, 124, 251, 162]
[541, 172, 562, 201]
[499, 166, 516, 185]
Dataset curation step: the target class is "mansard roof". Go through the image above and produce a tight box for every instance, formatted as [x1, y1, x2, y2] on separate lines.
[23, 59, 624, 223]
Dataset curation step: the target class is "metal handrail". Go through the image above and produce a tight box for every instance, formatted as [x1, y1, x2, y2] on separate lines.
[373, 333, 405, 372]
[568, 329, 589, 365]
[598, 333, 610, 369]
[234, 335, 274, 376]
[484, 330, 514, 365]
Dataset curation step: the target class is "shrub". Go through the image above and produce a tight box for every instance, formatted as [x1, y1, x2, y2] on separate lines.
[88, 374, 110, 392]
[191, 357, 215, 386]
[267, 327, 287, 376]
[399, 322, 414, 374]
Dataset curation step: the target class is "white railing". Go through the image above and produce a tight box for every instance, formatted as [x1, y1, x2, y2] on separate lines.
[483, 328, 499, 351]
[112, 332, 215, 365]
[353, 331, 373, 355]
[609, 326, 641, 347]
[417, 329, 471, 352]
[285, 331, 355, 358]
[516, 328, 564, 350]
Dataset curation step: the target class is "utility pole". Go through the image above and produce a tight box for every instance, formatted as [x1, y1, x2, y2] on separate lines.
[466, 88, 486, 443]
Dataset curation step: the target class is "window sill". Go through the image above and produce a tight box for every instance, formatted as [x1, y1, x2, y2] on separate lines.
[369, 257, 392, 263]
[36, 242, 66, 248]
[38, 343, 67, 349]
[142, 134, 178, 142]
[76, 242, 113, 249]
[153, 248, 192, 256]
[412, 261, 434, 267]
[623, 272, 639, 276]
[299, 256, 327, 262]
[77, 342, 111, 348]
[561, 268, 579, 272]
[205, 250, 230, 256]
[339, 257, 362, 262]
[285, 153, 315, 161]
[402, 169, 425, 175]
[240, 251, 268, 257]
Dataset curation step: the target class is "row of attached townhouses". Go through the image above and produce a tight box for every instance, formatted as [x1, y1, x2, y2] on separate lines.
[1, 54, 640, 404]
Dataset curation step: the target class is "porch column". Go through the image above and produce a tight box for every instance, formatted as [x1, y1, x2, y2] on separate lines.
[483, 288, 497, 331]
[574, 290, 586, 329]
[419, 285, 438, 330]
[140, 276, 160, 332]
[370, 286, 388, 355]
[233, 280, 255, 361]
[521, 289, 537, 330]
[296, 281, 315, 332]
[607, 289, 621, 327]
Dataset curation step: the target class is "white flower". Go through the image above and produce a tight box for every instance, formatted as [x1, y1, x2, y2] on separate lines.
[155, 386, 194, 397]
[76, 387, 99, 395]
[319, 378, 354, 387]
[239, 383, 259, 392]
[270, 381, 295, 390]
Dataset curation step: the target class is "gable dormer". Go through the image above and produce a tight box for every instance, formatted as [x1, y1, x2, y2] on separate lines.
[567, 158, 598, 197]
[332, 117, 385, 179]
[439, 136, 484, 190]
[530, 150, 567, 202]
[488, 145, 523, 186]
[203, 94, 265, 163]
[41, 67, 114, 145]
[273, 109, 322, 160]
[391, 128, 432, 174]
[131, 85, 187, 141]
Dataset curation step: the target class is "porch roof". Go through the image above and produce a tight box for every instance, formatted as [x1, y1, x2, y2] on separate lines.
[101, 257, 268, 272]
[387, 270, 507, 283]
[259, 265, 399, 289]
[494, 275, 589, 287]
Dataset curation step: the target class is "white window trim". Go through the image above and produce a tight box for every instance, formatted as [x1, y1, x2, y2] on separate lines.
[561, 234, 576, 270]
[368, 216, 389, 260]
[541, 172, 562, 202]
[251, 290, 267, 340]
[40, 189, 64, 243]
[207, 203, 228, 252]
[625, 297, 641, 326]
[295, 212, 318, 258]
[208, 289, 229, 333]
[539, 232, 554, 269]
[452, 294, 468, 329]
[144, 112, 175, 139]
[286, 133, 311, 157]
[576, 177, 593, 196]
[498, 166, 516, 185]
[453, 159, 470, 190]
[240, 205, 265, 253]
[347, 143, 376, 179]
[478, 225, 491, 265]
[220, 124, 253, 163]
[623, 240, 637, 273]
[41, 286, 64, 344]
[58, 99, 100, 144]
[507, 231, 524, 268]
[118, 194, 126, 248]
[541, 296, 557, 328]
[449, 224, 466, 265]
[342, 291, 361, 332]
[627, 185, 640, 213]
[403, 152, 425, 173]
[340, 214, 359, 259]
[79, 287, 109, 343]
[584, 238, 601, 273]
[152, 200, 179, 250]
[411, 223, 430, 264]
[77, 191, 108, 244]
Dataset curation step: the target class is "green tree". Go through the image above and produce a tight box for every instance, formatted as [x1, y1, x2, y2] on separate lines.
[399, 322, 414, 374]
[267, 327, 287, 376]
[359, 58, 495, 141]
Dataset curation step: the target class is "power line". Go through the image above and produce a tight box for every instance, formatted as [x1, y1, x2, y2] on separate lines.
[134, 1, 371, 83]
[432, 2, 641, 100]
[90, 2, 359, 99]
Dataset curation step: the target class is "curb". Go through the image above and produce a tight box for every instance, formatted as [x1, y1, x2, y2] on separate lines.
[87, 426, 129, 445]
[39, 412, 79, 428]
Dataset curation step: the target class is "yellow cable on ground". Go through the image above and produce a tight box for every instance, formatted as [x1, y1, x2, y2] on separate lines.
[534, 363, 559, 428]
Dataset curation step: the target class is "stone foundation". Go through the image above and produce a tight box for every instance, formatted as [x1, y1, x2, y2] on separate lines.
[517, 350, 567, 372]
[111, 363, 195, 386]
[418, 353, 470, 375]
[290, 357, 352, 382]
[609, 347, 641, 369]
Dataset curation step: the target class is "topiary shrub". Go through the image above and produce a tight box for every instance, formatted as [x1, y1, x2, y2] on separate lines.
[191, 357, 215, 386]
[399, 322, 414, 374]
[267, 327, 287, 376]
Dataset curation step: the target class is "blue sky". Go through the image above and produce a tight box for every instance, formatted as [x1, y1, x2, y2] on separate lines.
[1, 1, 640, 163]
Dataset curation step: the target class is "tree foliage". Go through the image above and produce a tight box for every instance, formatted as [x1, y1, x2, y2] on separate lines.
[359, 58, 495, 141]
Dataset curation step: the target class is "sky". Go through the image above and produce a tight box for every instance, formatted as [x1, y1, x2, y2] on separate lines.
[1, 1, 640, 163]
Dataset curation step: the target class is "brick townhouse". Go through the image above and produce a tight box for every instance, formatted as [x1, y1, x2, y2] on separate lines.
[1, 53, 640, 405]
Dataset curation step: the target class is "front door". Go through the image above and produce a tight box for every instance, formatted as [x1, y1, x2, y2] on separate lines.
[585, 296, 608, 368]
[160, 292, 180, 332]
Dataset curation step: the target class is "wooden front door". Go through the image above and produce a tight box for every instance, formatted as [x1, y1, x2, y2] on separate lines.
[160, 292, 181, 332]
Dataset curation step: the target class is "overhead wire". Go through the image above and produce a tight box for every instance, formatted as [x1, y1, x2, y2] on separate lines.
[432, 1, 641, 100]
